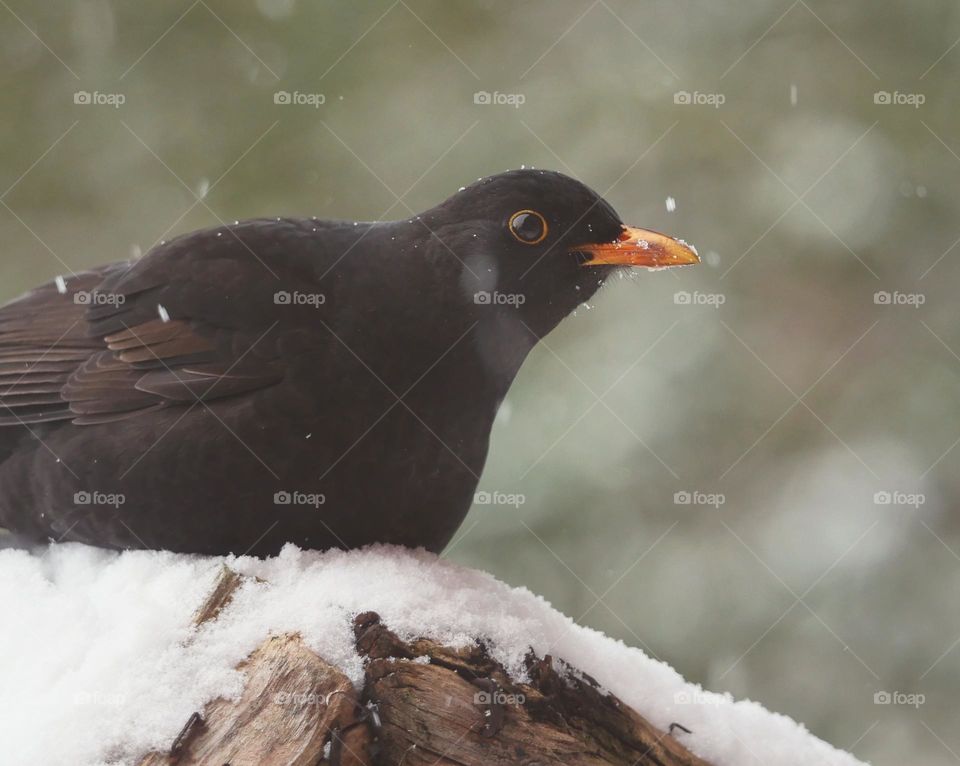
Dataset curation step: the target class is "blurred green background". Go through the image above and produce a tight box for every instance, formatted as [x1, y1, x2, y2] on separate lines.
[1, 2, 958, 763]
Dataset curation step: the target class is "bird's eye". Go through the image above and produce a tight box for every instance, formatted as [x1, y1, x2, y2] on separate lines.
[508, 209, 548, 245]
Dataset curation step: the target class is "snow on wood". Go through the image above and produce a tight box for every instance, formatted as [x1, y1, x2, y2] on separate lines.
[0, 543, 868, 766]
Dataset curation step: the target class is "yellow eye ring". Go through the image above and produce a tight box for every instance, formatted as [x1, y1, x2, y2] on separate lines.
[508, 209, 548, 245]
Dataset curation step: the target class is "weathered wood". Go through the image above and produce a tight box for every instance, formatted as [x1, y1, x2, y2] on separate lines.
[138, 633, 369, 766]
[354, 612, 711, 766]
[190, 565, 244, 626]
[137, 572, 711, 766]
[139, 568, 372, 766]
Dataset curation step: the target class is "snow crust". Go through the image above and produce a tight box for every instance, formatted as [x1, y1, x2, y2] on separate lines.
[0, 543, 867, 766]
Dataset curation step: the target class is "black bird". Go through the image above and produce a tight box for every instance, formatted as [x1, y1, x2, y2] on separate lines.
[0, 170, 697, 556]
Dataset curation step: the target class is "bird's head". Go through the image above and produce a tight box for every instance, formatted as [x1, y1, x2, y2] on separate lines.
[420, 169, 699, 335]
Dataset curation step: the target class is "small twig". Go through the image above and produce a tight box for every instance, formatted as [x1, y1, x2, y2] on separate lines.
[169, 712, 205, 762]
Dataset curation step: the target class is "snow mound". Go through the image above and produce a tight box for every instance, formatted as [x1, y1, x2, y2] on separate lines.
[0, 543, 867, 766]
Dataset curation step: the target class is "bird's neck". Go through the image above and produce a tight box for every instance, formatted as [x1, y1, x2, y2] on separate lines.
[471, 312, 545, 398]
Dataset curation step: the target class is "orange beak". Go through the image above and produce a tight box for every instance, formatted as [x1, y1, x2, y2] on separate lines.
[575, 226, 700, 269]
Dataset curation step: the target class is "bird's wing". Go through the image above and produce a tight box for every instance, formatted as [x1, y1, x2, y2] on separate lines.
[0, 249, 286, 427]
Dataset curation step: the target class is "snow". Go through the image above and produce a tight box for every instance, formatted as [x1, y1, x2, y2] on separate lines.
[0, 543, 867, 766]
[666, 196, 677, 212]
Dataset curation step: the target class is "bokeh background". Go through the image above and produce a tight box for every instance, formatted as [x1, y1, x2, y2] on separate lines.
[1, 2, 958, 763]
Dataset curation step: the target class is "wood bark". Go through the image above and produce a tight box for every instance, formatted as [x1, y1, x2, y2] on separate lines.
[137, 568, 711, 766]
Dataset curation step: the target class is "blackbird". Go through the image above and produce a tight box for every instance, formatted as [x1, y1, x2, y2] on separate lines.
[0, 170, 698, 556]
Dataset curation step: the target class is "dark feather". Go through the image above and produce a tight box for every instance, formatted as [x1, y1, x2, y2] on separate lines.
[0, 259, 283, 426]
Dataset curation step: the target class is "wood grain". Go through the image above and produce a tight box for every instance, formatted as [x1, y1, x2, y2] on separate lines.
[136, 572, 711, 766]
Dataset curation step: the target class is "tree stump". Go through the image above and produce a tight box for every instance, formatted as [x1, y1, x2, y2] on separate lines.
[137, 568, 711, 766]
